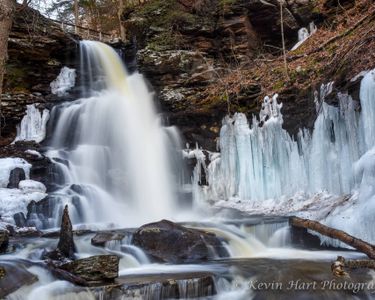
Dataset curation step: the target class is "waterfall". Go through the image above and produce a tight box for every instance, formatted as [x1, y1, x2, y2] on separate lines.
[198, 70, 375, 207]
[44, 41, 180, 228]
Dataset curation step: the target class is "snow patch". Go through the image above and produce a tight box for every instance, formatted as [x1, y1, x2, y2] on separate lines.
[19, 180, 47, 193]
[0, 158, 31, 188]
[25, 150, 43, 159]
[0, 188, 46, 223]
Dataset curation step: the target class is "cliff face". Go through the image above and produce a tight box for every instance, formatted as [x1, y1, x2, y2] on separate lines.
[124, 0, 375, 150]
[3, 1, 374, 150]
[2, 6, 77, 143]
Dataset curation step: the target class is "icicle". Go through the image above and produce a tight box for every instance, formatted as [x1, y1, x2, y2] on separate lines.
[14, 104, 50, 143]
[291, 22, 317, 51]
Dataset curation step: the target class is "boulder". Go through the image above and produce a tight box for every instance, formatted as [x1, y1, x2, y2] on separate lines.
[57, 255, 119, 284]
[0, 262, 38, 298]
[132, 219, 228, 263]
[13, 212, 27, 227]
[91, 231, 125, 247]
[7, 168, 26, 188]
[26, 196, 61, 229]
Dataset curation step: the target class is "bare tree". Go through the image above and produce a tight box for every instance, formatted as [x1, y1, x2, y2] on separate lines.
[0, 0, 16, 137]
[279, 0, 289, 80]
[74, 0, 79, 34]
[118, 0, 126, 41]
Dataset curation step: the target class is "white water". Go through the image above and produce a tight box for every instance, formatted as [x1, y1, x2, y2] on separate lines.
[44, 41, 181, 227]
[196, 69, 375, 243]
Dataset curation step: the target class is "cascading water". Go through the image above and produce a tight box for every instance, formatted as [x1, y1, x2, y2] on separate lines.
[44, 41, 181, 227]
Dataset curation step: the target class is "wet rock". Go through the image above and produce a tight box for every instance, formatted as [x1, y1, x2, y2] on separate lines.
[26, 196, 61, 229]
[13, 212, 27, 227]
[70, 184, 84, 194]
[132, 219, 228, 263]
[0, 261, 38, 298]
[57, 255, 119, 284]
[43, 205, 75, 260]
[57, 205, 75, 258]
[112, 272, 216, 298]
[0, 230, 9, 253]
[7, 167, 26, 188]
[91, 231, 125, 247]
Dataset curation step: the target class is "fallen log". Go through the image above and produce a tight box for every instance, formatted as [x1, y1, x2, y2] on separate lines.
[331, 256, 375, 277]
[289, 216, 375, 259]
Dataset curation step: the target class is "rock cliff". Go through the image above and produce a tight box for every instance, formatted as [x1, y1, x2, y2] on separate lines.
[123, 0, 375, 150]
[2, 5, 77, 143]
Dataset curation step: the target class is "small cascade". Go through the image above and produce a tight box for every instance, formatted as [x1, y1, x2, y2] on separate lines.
[201, 225, 266, 257]
[268, 226, 291, 247]
[242, 219, 290, 245]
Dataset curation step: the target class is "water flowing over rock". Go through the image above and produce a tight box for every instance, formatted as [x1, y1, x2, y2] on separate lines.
[91, 231, 125, 247]
[0, 262, 38, 298]
[44, 41, 182, 227]
[132, 220, 228, 263]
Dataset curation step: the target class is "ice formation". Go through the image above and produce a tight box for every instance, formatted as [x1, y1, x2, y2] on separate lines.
[0, 158, 31, 188]
[196, 68, 375, 243]
[50, 66, 76, 96]
[14, 104, 50, 143]
[291, 22, 317, 51]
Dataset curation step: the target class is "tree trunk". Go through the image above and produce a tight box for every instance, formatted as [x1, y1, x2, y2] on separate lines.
[118, 0, 126, 41]
[279, 0, 289, 80]
[0, 0, 15, 137]
[290, 216, 375, 259]
[74, 0, 79, 34]
[332, 256, 375, 277]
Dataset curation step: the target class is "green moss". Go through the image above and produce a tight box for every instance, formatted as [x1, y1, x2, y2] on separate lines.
[4, 64, 28, 91]
[219, 0, 237, 8]
[147, 31, 180, 51]
[272, 80, 284, 90]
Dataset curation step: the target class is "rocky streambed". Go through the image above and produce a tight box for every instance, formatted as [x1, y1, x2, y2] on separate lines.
[1, 208, 373, 300]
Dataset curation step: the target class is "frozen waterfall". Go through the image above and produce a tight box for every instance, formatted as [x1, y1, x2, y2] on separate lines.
[197, 69, 375, 207]
[14, 104, 50, 143]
